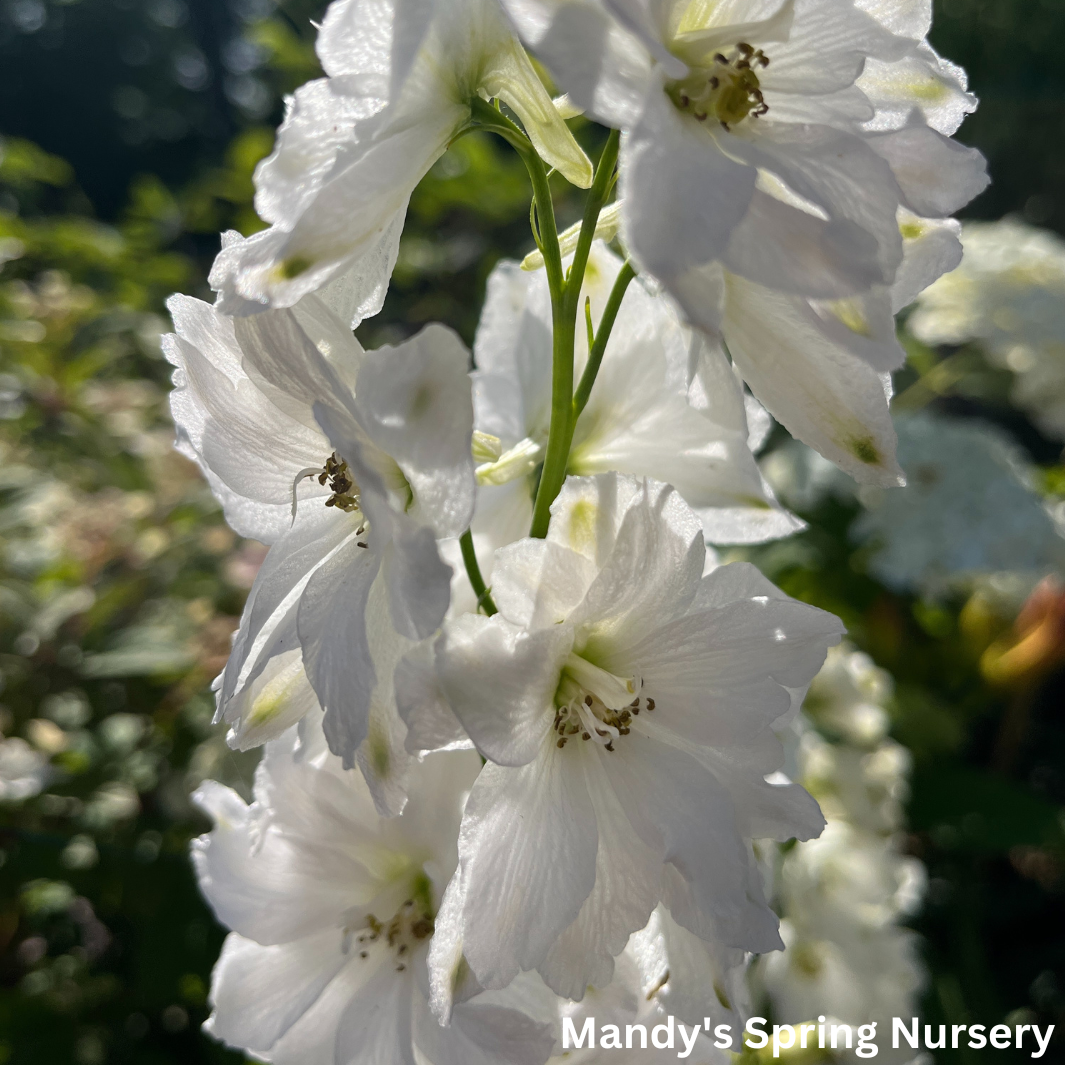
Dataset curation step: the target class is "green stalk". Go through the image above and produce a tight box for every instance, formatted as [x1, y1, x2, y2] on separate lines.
[573, 260, 636, 418]
[459, 529, 497, 616]
[528, 129, 621, 538]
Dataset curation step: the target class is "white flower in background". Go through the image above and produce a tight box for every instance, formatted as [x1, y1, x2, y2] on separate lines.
[757, 645, 925, 1060]
[164, 293, 475, 809]
[908, 219, 1065, 439]
[762, 826, 925, 1060]
[852, 412, 1065, 597]
[0, 736, 52, 802]
[209, 0, 592, 324]
[192, 718, 555, 1065]
[405, 473, 842, 1003]
[468, 242, 801, 566]
[801, 728, 912, 836]
[499, 0, 988, 484]
[802, 643, 892, 748]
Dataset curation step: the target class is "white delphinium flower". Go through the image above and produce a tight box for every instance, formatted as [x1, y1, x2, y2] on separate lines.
[802, 643, 892, 748]
[800, 728, 912, 836]
[469, 242, 801, 563]
[404, 472, 843, 1003]
[852, 412, 1065, 597]
[209, 0, 592, 324]
[164, 293, 475, 809]
[0, 737, 52, 802]
[908, 219, 1065, 439]
[552, 910, 745, 1063]
[192, 717, 555, 1065]
[763, 825, 926, 1061]
[758, 645, 925, 1062]
[498, 0, 988, 484]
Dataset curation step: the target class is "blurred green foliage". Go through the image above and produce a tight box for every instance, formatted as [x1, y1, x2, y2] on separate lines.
[0, 0, 1062, 1063]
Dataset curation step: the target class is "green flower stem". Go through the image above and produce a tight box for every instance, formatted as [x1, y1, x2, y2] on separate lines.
[470, 103, 625, 539]
[470, 98, 563, 289]
[459, 528, 497, 616]
[528, 129, 621, 538]
[573, 260, 636, 418]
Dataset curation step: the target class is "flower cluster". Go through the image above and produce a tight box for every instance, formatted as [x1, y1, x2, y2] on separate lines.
[757, 645, 926, 1063]
[163, 0, 986, 1058]
[908, 219, 1065, 440]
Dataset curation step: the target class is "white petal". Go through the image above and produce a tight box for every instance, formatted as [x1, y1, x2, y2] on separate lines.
[722, 274, 905, 485]
[355, 574, 419, 816]
[621, 91, 756, 285]
[299, 531, 382, 767]
[491, 537, 599, 631]
[891, 214, 962, 312]
[394, 641, 474, 755]
[723, 188, 882, 300]
[334, 953, 417, 1065]
[211, 107, 455, 316]
[724, 124, 903, 286]
[502, 0, 654, 129]
[854, 0, 931, 39]
[629, 907, 749, 1030]
[538, 745, 661, 998]
[204, 931, 352, 1054]
[859, 45, 976, 136]
[867, 121, 989, 218]
[482, 31, 594, 188]
[164, 296, 327, 542]
[702, 737, 826, 842]
[455, 748, 599, 988]
[253, 77, 386, 229]
[219, 506, 355, 746]
[605, 582, 843, 750]
[192, 781, 362, 945]
[414, 987, 555, 1065]
[356, 324, 476, 539]
[565, 478, 707, 652]
[435, 613, 571, 766]
[604, 730, 781, 952]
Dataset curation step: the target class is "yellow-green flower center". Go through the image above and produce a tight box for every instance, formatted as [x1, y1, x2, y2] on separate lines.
[552, 653, 654, 752]
[667, 42, 770, 129]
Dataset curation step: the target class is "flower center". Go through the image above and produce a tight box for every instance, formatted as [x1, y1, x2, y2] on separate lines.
[349, 898, 435, 973]
[316, 451, 361, 512]
[292, 451, 368, 543]
[553, 653, 653, 752]
[668, 43, 770, 129]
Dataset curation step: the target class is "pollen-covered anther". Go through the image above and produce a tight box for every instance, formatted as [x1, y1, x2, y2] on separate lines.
[316, 451, 361, 513]
[553, 655, 644, 751]
[669, 42, 770, 129]
[350, 900, 434, 972]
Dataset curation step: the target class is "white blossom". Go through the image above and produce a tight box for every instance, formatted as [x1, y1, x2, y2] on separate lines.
[757, 646, 926, 1062]
[209, 0, 592, 324]
[852, 412, 1065, 596]
[908, 219, 1065, 439]
[192, 717, 555, 1065]
[402, 473, 842, 1004]
[0, 737, 52, 802]
[468, 242, 801, 563]
[164, 293, 475, 808]
[498, 0, 988, 483]
[551, 910, 744, 1063]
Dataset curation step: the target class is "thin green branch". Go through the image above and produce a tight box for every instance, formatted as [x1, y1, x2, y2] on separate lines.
[469, 97, 563, 293]
[528, 129, 621, 539]
[573, 261, 637, 418]
[459, 529, 497, 616]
